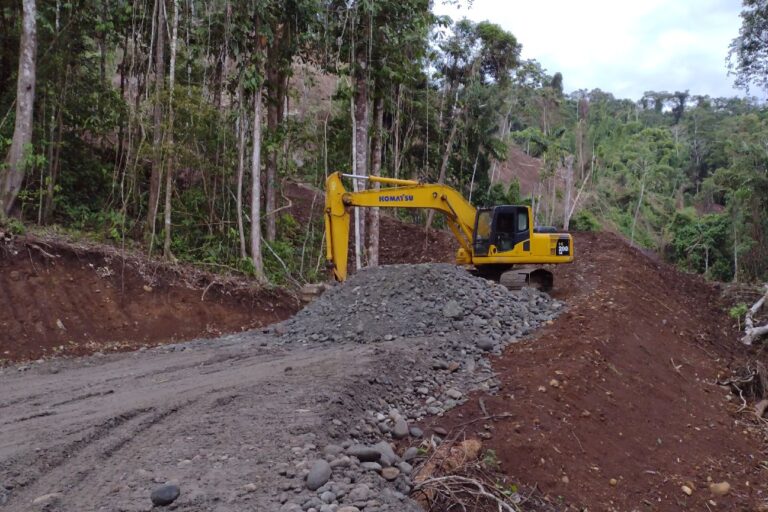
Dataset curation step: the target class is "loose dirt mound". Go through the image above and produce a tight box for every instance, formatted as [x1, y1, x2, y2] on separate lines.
[428, 231, 768, 510]
[0, 236, 297, 363]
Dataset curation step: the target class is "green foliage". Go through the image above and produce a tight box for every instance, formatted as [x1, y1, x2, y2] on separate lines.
[666, 210, 732, 280]
[570, 210, 601, 232]
[482, 449, 500, 470]
[729, 303, 749, 330]
[62, 206, 127, 242]
[729, 0, 768, 92]
[0, 217, 26, 235]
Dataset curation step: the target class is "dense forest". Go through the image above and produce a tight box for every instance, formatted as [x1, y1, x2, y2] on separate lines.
[0, 0, 766, 284]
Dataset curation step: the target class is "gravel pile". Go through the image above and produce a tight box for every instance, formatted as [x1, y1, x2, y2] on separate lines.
[276, 263, 562, 345]
[264, 264, 564, 511]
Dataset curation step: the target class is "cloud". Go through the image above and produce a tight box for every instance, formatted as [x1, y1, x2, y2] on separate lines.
[433, 0, 745, 99]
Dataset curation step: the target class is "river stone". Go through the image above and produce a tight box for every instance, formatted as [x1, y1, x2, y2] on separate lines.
[477, 337, 496, 351]
[397, 461, 413, 475]
[150, 484, 180, 506]
[409, 426, 424, 438]
[347, 484, 370, 502]
[323, 444, 344, 457]
[381, 467, 400, 481]
[32, 493, 62, 506]
[372, 441, 399, 467]
[306, 460, 332, 491]
[446, 388, 463, 400]
[360, 462, 382, 472]
[347, 445, 381, 462]
[403, 447, 419, 461]
[392, 418, 409, 439]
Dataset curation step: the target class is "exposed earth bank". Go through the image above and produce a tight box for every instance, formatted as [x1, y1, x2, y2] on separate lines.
[0, 235, 297, 363]
[426, 232, 768, 511]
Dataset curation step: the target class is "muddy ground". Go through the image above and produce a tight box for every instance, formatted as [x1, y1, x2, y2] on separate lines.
[0, 335, 402, 511]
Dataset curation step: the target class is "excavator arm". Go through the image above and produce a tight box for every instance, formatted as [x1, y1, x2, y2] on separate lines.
[325, 172, 477, 281]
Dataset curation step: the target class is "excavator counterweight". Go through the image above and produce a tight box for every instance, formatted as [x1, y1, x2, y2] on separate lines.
[324, 172, 574, 290]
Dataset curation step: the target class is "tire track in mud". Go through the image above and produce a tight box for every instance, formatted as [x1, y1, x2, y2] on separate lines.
[0, 340, 383, 511]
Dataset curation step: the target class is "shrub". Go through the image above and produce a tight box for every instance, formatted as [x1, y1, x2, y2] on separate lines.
[570, 210, 601, 232]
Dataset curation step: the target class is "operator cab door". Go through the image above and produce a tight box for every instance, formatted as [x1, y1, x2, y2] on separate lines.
[472, 206, 530, 256]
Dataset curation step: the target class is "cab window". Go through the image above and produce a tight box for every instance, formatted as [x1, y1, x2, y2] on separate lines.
[476, 211, 492, 241]
[473, 210, 493, 256]
[517, 210, 528, 232]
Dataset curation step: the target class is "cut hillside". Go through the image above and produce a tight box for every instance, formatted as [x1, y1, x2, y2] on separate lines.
[492, 145, 551, 197]
[421, 231, 767, 511]
[0, 235, 297, 363]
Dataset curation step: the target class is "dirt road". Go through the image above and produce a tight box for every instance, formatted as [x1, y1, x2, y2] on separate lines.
[0, 336, 393, 511]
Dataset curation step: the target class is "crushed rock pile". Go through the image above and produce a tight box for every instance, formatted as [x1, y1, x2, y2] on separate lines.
[276, 263, 562, 346]
[264, 264, 565, 512]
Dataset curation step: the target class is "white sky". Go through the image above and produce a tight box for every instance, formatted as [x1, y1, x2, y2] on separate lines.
[433, 0, 746, 100]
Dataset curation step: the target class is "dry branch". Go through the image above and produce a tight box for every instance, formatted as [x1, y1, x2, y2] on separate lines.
[742, 284, 768, 346]
[413, 475, 521, 512]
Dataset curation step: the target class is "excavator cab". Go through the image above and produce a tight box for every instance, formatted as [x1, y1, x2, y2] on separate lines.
[472, 206, 530, 256]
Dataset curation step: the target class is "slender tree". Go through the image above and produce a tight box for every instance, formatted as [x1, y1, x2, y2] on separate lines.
[163, 0, 180, 259]
[146, 0, 166, 245]
[367, 96, 384, 266]
[0, 0, 37, 217]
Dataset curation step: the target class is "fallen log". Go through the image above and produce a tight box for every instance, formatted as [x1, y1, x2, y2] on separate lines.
[742, 284, 768, 346]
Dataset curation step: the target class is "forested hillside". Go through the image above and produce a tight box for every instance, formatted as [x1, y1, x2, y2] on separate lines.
[0, 0, 766, 284]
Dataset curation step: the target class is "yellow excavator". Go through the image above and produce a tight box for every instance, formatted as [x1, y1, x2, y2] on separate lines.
[324, 171, 574, 290]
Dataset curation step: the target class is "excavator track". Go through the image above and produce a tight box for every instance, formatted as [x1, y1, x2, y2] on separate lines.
[499, 266, 554, 292]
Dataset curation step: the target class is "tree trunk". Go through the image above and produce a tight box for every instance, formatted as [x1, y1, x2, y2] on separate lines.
[733, 222, 739, 283]
[163, 0, 179, 260]
[352, 53, 369, 269]
[367, 96, 383, 267]
[236, 81, 247, 260]
[146, 0, 165, 247]
[265, 58, 279, 242]
[43, 85, 65, 222]
[425, 110, 460, 231]
[0, 0, 37, 217]
[392, 84, 402, 180]
[487, 103, 512, 190]
[742, 285, 768, 346]
[567, 164, 594, 221]
[562, 155, 574, 230]
[468, 147, 480, 203]
[548, 175, 556, 227]
[250, 83, 266, 282]
[630, 167, 647, 246]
